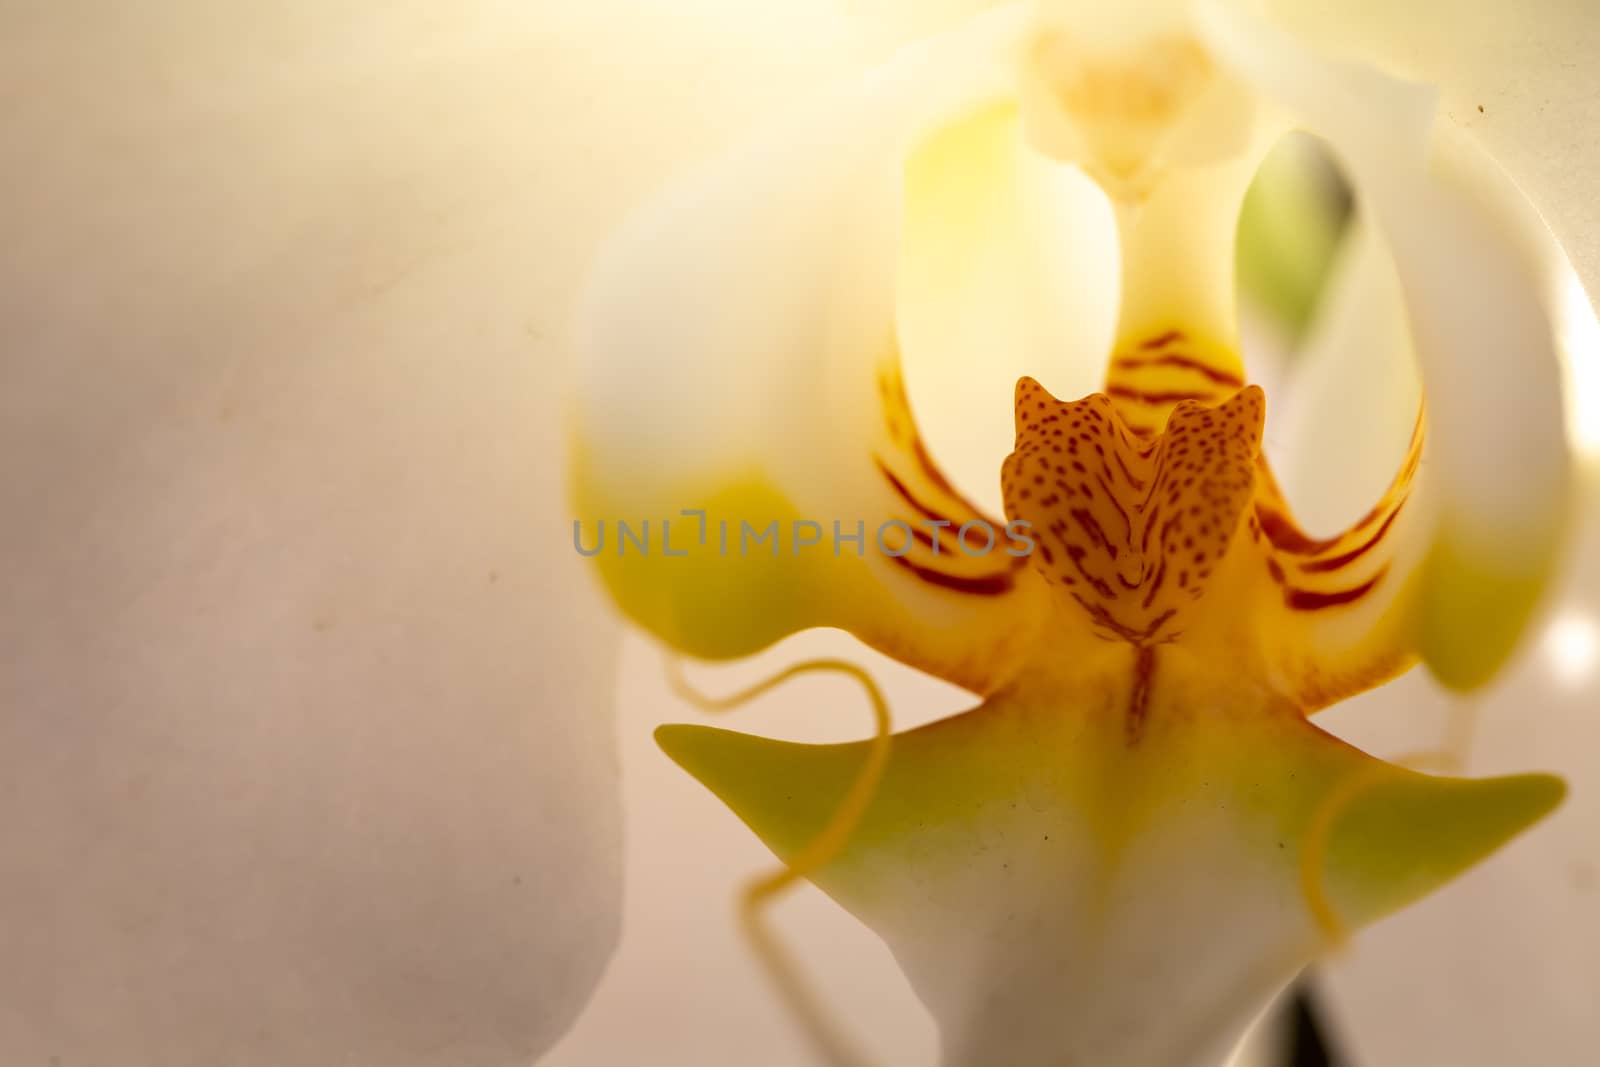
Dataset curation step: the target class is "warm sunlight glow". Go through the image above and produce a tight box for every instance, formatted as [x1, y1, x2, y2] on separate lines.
[1558, 273, 1600, 459]
[1543, 611, 1600, 687]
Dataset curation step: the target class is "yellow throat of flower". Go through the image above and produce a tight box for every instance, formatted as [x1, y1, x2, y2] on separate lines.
[1000, 322, 1425, 715]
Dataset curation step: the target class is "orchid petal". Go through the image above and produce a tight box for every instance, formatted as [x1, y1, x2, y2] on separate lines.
[1198, 0, 1574, 692]
[0, 4, 655, 1062]
[659, 648, 1562, 1066]
[1269, 216, 1423, 537]
[1261, 0, 1600, 306]
[898, 104, 1120, 515]
[1020, 0, 1260, 197]
[850, 0, 1016, 50]
[1315, 507, 1600, 1064]
[574, 5, 1090, 695]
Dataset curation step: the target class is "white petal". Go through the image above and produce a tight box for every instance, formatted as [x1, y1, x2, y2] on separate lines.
[1311, 489, 1600, 1065]
[1269, 216, 1423, 536]
[1020, 0, 1262, 197]
[1262, 0, 1600, 305]
[850, 0, 1018, 50]
[0, 2, 812, 1061]
[1277, 122, 1600, 530]
[574, 5, 1083, 694]
[1197, 0, 1574, 690]
[898, 104, 1120, 515]
[576, 6, 1033, 495]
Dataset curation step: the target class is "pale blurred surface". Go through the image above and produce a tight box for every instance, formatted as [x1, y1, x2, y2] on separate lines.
[0, 2, 727, 1063]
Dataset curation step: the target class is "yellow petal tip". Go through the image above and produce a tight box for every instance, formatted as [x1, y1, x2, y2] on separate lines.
[656, 724, 870, 863]
[1324, 768, 1566, 924]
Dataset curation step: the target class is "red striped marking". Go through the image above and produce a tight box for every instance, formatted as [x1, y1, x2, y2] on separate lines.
[1140, 329, 1185, 350]
[1284, 569, 1387, 611]
[1140, 558, 1167, 608]
[1071, 593, 1178, 645]
[1096, 473, 1133, 538]
[888, 554, 1013, 596]
[1299, 505, 1403, 574]
[911, 436, 960, 498]
[876, 454, 1024, 593]
[1070, 506, 1117, 559]
[877, 458, 955, 526]
[1255, 507, 1340, 556]
[1127, 645, 1156, 744]
[1107, 384, 1220, 406]
[1065, 543, 1117, 599]
[1113, 352, 1244, 388]
[1112, 450, 1147, 491]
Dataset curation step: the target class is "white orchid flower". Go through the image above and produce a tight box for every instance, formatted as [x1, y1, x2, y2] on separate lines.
[572, 1, 1597, 1064]
[5, 1, 1593, 1065]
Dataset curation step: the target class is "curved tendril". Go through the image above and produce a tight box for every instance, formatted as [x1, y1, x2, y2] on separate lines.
[1298, 702, 1482, 949]
[665, 655, 894, 1067]
[1298, 768, 1369, 951]
[1438, 699, 1481, 774]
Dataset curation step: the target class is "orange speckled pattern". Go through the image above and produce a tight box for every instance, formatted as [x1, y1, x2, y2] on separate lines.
[1002, 376, 1264, 644]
